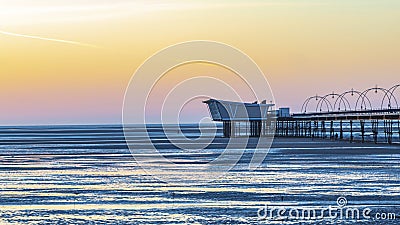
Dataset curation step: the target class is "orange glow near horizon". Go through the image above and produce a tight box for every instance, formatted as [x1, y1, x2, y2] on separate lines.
[0, 1, 399, 124]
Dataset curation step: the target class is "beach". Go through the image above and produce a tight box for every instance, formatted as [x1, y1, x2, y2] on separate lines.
[0, 125, 399, 224]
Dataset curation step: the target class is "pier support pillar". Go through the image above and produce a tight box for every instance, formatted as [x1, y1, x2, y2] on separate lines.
[388, 120, 393, 144]
[313, 121, 318, 139]
[256, 121, 260, 136]
[350, 120, 353, 143]
[398, 120, 400, 142]
[372, 120, 378, 144]
[340, 120, 343, 140]
[285, 121, 289, 136]
[223, 121, 227, 137]
[250, 121, 254, 137]
[231, 121, 236, 137]
[322, 121, 326, 139]
[360, 120, 365, 143]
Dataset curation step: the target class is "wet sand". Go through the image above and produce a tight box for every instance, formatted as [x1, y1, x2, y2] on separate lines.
[0, 125, 399, 224]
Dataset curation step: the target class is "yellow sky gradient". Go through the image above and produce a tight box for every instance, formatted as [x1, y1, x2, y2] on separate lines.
[0, 0, 399, 124]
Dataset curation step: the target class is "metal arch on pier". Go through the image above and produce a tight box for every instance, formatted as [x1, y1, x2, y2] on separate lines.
[334, 89, 371, 111]
[317, 93, 350, 112]
[382, 84, 400, 109]
[388, 84, 400, 97]
[301, 85, 400, 113]
[355, 86, 398, 110]
[301, 95, 333, 113]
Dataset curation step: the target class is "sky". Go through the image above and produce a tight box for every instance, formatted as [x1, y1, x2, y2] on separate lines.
[0, 0, 399, 125]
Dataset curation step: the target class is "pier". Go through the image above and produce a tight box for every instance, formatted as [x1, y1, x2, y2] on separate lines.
[204, 85, 400, 144]
[277, 85, 400, 144]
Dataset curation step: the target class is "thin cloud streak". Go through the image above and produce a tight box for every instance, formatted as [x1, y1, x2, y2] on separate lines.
[0, 30, 99, 48]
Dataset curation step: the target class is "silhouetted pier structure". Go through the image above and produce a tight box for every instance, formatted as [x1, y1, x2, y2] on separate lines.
[203, 99, 276, 137]
[276, 85, 400, 144]
[204, 85, 400, 144]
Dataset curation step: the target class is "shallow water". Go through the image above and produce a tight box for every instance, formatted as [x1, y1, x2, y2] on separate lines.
[0, 125, 399, 224]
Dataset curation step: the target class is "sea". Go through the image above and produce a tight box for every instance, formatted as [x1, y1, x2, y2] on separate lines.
[0, 124, 399, 224]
